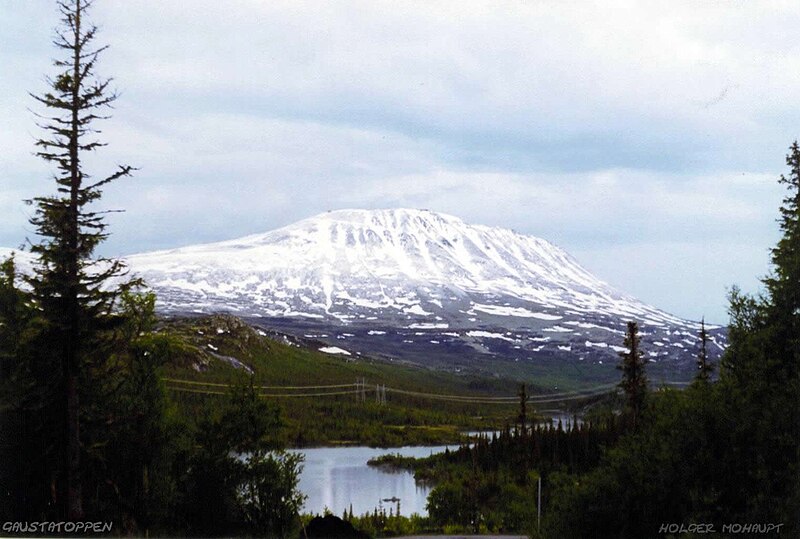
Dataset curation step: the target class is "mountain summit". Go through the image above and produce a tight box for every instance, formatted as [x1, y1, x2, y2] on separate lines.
[130, 208, 685, 325]
[127, 209, 724, 381]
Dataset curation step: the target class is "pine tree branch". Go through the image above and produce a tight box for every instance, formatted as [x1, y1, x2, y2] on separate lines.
[84, 165, 136, 191]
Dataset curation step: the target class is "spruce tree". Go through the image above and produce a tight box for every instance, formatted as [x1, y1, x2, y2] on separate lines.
[517, 383, 527, 435]
[27, 0, 134, 520]
[718, 141, 800, 526]
[765, 141, 800, 373]
[617, 321, 647, 431]
[763, 142, 800, 525]
[695, 317, 713, 383]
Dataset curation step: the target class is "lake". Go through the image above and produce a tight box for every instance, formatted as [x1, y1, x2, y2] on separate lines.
[288, 445, 455, 517]
[289, 414, 579, 517]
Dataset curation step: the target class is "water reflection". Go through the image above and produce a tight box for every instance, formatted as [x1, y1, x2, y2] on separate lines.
[288, 445, 453, 517]
[290, 414, 581, 517]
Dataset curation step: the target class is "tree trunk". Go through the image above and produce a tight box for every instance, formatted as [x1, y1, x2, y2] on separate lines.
[66, 0, 84, 520]
[66, 373, 83, 520]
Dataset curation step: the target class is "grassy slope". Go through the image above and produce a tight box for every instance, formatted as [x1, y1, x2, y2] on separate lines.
[158, 314, 610, 447]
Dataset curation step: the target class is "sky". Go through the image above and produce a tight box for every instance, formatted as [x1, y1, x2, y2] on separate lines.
[2, 1, 799, 324]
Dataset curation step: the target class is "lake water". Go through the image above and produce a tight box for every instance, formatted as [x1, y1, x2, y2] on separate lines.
[288, 413, 579, 518]
[288, 445, 455, 517]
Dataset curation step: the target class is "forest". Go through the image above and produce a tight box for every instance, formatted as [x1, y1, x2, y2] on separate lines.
[351, 143, 800, 536]
[351, 155, 800, 535]
[2, 1, 800, 538]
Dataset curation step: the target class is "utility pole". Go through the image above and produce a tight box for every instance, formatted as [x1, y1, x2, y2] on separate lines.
[375, 384, 388, 405]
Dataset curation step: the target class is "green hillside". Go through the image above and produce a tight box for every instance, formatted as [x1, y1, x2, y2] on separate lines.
[157, 314, 605, 446]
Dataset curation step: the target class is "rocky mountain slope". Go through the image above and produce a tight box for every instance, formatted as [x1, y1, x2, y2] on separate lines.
[122, 209, 726, 384]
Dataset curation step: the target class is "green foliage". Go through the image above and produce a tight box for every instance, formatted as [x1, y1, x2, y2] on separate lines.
[237, 451, 305, 537]
[4, 277, 309, 536]
[544, 143, 800, 537]
[18, 0, 138, 520]
[617, 321, 647, 431]
[86, 290, 190, 533]
[343, 508, 434, 538]
[694, 318, 713, 384]
[0, 256, 31, 390]
[426, 468, 538, 533]
[767, 140, 800, 323]
[543, 387, 727, 537]
[0, 256, 39, 520]
[714, 142, 800, 527]
[160, 315, 530, 447]
[180, 378, 304, 537]
[368, 421, 615, 535]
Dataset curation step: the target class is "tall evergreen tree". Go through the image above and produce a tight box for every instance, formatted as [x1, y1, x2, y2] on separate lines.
[759, 141, 800, 525]
[545, 143, 800, 536]
[765, 141, 800, 372]
[717, 142, 800, 526]
[26, 0, 134, 520]
[695, 317, 713, 383]
[617, 321, 647, 431]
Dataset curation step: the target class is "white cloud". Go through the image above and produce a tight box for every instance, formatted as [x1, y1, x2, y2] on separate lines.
[84, 1, 800, 145]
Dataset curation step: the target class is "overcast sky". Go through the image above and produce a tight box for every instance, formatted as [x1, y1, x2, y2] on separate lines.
[2, 1, 799, 323]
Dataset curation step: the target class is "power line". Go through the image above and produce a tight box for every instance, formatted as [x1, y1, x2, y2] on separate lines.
[258, 390, 363, 398]
[385, 387, 513, 402]
[162, 377, 357, 390]
[526, 383, 619, 399]
[162, 378, 618, 402]
[385, 383, 621, 403]
[162, 377, 693, 403]
[164, 386, 227, 396]
[526, 391, 613, 404]
[165, 385, 363, 398]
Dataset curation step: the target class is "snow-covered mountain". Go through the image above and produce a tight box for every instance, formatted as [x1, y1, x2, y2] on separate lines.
[1, 209, 725, 382]
[124, 209, 725, 381]
[127, 209, 677, 324]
